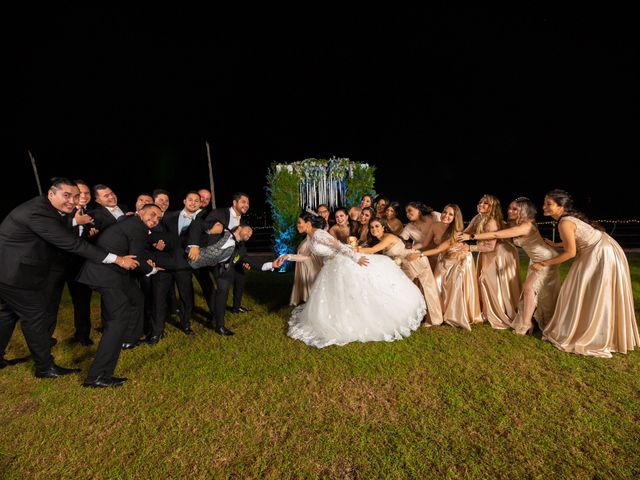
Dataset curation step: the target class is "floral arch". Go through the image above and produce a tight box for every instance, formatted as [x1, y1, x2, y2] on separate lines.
[266, 157, 376, 263]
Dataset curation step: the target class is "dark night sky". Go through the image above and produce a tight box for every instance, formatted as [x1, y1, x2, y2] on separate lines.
[4, 6, 639, 219]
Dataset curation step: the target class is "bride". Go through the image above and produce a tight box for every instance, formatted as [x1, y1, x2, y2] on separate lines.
[281, 212, 426, 348]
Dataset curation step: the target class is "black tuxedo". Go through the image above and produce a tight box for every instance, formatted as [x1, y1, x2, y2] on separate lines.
[65, 206, 95, 341]
[0, 196, 107, 371]
[144, 209, 199, 336]
[77, 215, 155, 381]
[88, 204, 130, 232]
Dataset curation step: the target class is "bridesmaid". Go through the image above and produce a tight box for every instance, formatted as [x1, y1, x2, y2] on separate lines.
[359, 195, 373, 209]
[374, 196, 389, 220]
[418, 204, 482, 330]
[384, 201, 404, 235]
[400, 201, 438, 270]
[533, 189, 639, 357]
[317, 204, 331, 231]
[329, 208, 351, 243]
[353, 207, 375, 246]
[357, 220, 443, 326]
[464, 194, 521, 329]
[289, 216, 324, 306]
[457, 197, 560, 334]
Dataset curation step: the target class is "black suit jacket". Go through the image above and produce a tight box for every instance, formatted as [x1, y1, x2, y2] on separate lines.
[77, 215, 154, 289]
[187, 207, 246, 248]
[88, 204, 130, 232]
[155, 209, 209, 271]
[0, 196, 107, 289]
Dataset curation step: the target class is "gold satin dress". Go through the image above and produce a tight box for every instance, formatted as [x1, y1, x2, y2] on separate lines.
[476, 239, 521, 329]
[542, 216, 639, 357]
[433, 242, 482, 331]
[511, 225, 561, 334]
[383, 240, 444, 326]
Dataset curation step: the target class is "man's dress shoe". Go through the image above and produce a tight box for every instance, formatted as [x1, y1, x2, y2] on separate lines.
[230, 306, 251, 314]
[82, 376, 127, 388]
[143, 336, 160, 345]
[35, 364, 81, 378]
[214, 326, 235, 336]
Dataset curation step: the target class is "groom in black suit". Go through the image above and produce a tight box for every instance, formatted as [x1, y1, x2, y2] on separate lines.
[77, 204, 163, 387]
[0, 178, 138, 377]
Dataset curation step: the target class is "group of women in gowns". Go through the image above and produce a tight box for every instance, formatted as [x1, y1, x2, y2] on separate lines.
[284, 190, 638, 359]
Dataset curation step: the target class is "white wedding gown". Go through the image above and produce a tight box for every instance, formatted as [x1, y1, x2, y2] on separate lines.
[287, 229, 426, 348]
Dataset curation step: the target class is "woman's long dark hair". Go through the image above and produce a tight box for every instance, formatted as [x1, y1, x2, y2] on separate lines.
[545, 189, 604, 231]
[406, 201, 433, 217]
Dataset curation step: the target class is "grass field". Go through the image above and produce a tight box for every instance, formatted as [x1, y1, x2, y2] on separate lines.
[1, 254, 640, 479]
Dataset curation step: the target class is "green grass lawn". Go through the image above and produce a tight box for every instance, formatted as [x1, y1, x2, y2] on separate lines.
[2, 254, 640, 479]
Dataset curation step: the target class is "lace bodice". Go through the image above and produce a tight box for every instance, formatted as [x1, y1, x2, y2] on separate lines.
[560, 216, 602, 250]
[288, 228, 359, 263]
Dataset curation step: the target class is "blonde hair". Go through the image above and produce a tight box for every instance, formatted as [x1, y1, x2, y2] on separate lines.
[477, 194, 506, 234]
[509, 197, 537, 226]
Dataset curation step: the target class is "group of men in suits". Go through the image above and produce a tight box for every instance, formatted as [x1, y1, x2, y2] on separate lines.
[0, 179, 280, 388]
[0, 178, 141, 387]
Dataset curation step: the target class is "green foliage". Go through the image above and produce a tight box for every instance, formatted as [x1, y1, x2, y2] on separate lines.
[345, 163, 376, 207]
[266, 163, 303, 258]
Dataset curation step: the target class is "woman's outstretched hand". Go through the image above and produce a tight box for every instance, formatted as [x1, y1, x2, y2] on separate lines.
[357, 256, 369, 267]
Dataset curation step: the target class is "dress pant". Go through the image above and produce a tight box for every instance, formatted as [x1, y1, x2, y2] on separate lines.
[67, 279, 93, 340]
[193, 267, 215, 315]
[150, 269, 195, 336]
[0, 282, 53, 370]
[212, 262, 236, 328]
[173, 269, 195, 327]
[86, 280, 144, 381]
[139, 275, 153, 337]
[232, 262, 246, 310]
[43, 268, 67, 337]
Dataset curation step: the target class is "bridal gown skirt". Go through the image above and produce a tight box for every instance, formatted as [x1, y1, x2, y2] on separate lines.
[288, 254, 426, 348]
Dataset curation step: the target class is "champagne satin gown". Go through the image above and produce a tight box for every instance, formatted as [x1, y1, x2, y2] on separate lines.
[476, 240, 521, 329]
[433, 242, 482, 331]
[511, 225, 561, 334]
[543, 216, 639, 357]
[289, 236, 323, 306]
[383, 240, 443, 326]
